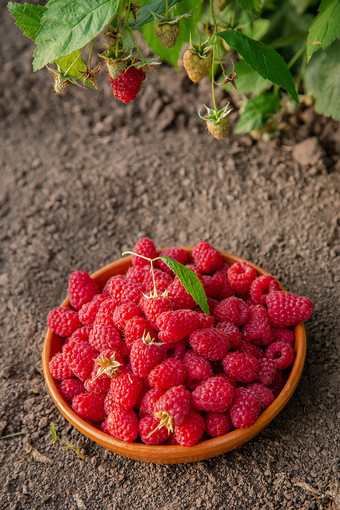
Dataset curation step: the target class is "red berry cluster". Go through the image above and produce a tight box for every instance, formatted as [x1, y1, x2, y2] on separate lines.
[47, 238, 313, 447]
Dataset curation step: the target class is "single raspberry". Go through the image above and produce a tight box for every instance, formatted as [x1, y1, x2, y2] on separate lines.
[47, 307, 81, 338]
[139, 387, 165, 418]
[109, 66, 146, 104]
[256, 357, 277, 386]
[205, 115, 230, 140]
[191, 375, 235, 412]
[107, 277, 144, 305]
[108, 372, 143, 410]
[156, 309, 214, 343]
[161, 340, 186, 360]
[84, 350, 123, 395]
[183, 48, 213, 83]
[139, 415, 170, 445]
[269, 369, 284, 397]
[78, 294, 108, 326]
[63, 340, 97, 381]
[154, 21, 180, 49]
[205, 412, 233, 437]
[215, 263, 230, 276]
[266, 291, 313, 327]
[222, 352, 260, 383]
[49, 352, 74, 381]
[164, 435, 179, 445]
[72, 393, 106, 422]
[102, 275, 125, 296]
[250, 275, 280, 305]
[66, 326, 92, 345]
[213, 296, 249, 326]
[192, 241, 224, 274]
[93, 299, 117, 326]
[247, 383, 275, 411]
[68, 270, 99, 310]
[216, 275, 236, 300]
[154, 385, 191, 431]
[140, 294, 173, 329]
[227, 262, 257, 298]
[189, 328, 230, 361]
[272, 328, 295, 345]
[143, 268, 173, 293]
[216, 321, 242, 348]
[265, 341, 295, 370]
[148, 358, 187, 389]
[59, 378, 85, 402]
[106, 408, 139, 442]
[105, 58, 127, 80]
[167, 276, 197, 310]
[130, 334, 163, 379]
[88, 324, 122, 352]
[124, 316, 157, 350]
[242, 305, 273, 346]
[183, 350, 213, 386]
[112, 303, 144, 331]
[156, 247, 188, 275]
[229, 387, 260, 428]
[236, 340, 264, 359]
[174, 411, 205, 447]
[131, 237, 157, 266]
[126, 265, 149, 284]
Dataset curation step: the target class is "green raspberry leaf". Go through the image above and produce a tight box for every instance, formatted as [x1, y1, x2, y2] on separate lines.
[159, 256, 209, 315]
[235, 92, 280, 133]
[56, 51, 96, 89]
[236, 0, 262, 16]
[218, 29, 299, 103]
[7, 2, 46, 41]
[307, 0, 340, 61]
[132, 0, 184, 30]
[222, 61, 271, 95]
[33, 0, 118, 71]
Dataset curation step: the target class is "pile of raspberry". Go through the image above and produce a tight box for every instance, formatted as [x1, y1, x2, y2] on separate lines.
[47, 238, 313, 447]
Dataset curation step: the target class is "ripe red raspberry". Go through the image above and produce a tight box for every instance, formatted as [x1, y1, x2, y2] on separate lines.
[140, 294, 173, 329]
[213, 297, 249, 326]
[250, 275, 280, 305]
[229, 387, 260, 428]
[156, 247, 188, 275]
[143, 268, 173, 293]
[139, 415, 170, 445]
[130, 334, 163, 378]
[72, 393, 106, 422]
[47, 307, 81, 337]
[66, 326, 92, 345]
[108, 372, 143, 410]
[107, 277, 144, 305]
[79, 294, 107, 326]
[139, 387, 165, 418]
[266, 291, 313, 327]
[106, 408, 139, 442]
[227, 262, 257, 298]
[126, 264, 149, 284]
[63, 340, 97, 381]
[272, 328, 295, 345]
[192, 241, 224, 274]
[84, 350, 123, 395]
[112, 303, 144, 331]
[242, 305, 273, 346]
[49, 352, 74, 380]
[205, 412, 233, 437]
[269, 369, 284, 397]
[216, 321, 242, 348]
[88, 324, 122, 352]
[257, 357, 277, 386]
[102, 275, 125, 296]
[93, 299, 117, 326]
[222, 352, 260, 383]
[59, 378, 85, 402]
[174, 411, 205, 447]
[124, 316, 157, 350]
[183, 350, 213, 386]
[68, 270, 99, 310]
[265, 341, 295, 370]
[247, 383, 275, 411]
[161, 340, 186, 360]
[154, 385, 191, 430]
[148, 358, 187, 389]
[189, 328, 230, 361]
[167, 276, 197, 310]
[236, 340, 264, 359]
[216, 274, 236, 300]
[191, 375, 235, 412]
[131, 237, 157, 266]
[109, 66, 146, 104]
[164, 435, 179, 445]
[156, 309, 214, 343]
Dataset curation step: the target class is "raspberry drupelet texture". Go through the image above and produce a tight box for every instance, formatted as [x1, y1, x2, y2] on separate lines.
[161, 340, 186, 360]
[66, 326, 92, 345]
[49, 352, 74, 381]
[156, 309, 214, 343]
[256, 357, 277, 386]
[216, 321, 242, 349]
[247, 383, 275, 411]
[124, 316, 157, 350]
[156, 247, 188, 275]
[93, 299, 117, 326]
[106, 408, 139, 442]
[63, 340, 97, 381]
[88, 324, 122, 352]
[68, 270, 99, 310]
[265, 341, 295, 370]
[130, 335, 163, 379]
[48, 307, 81, 337]
[192, 241, 224, 274]
[242, 305, 273, 346]
[174, 411, 206, 447]
[189, 328, 231, 361]
[229, 387, 260, 428]
[79, 294, 108, 326]
[154, 385, 191, 429]
[72, 393, 106, 422]
[126, 265, 149, 284]
[109, 67, 146, 104]
[272, 328, 295, 345]
[227, 262, 257, 298]
[59, 378, 85, 402]
[191, 375, 235, 413]
[167, 276, 197, 310]
[139, 387, 165, 418]
[108, 371, 143, 410]
[148, 358, 187, 389]
[250, 275, 280, 305]
[131, 237, 157, 266]
[266, 291, 313, 327]
[140, 294, 173, 330]
[213, 296, 249, 326]
[112, 303, 144, 331]
[107, 278, 144, 305]
[183, 350, 213, 386]
[138, 415, 170, 445]
[205, 412, 233, 437]
[222, 352, 260, 383]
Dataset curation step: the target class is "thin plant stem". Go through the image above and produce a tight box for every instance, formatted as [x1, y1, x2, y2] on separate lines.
[231, 1, 236, 28]
[288, 42, 306, 70]
[211, 46, 218, 117]
[193, 11, 201, 51]
[65, 45, 86, 75]
[0, 432, 25, 440]
[88, 39, 95, 67]
[128, 27, 145, 62]
[210, 0, 218, 33]
[165, 0, 169, 21]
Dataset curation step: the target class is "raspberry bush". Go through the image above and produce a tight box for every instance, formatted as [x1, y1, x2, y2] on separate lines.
[8, 0, 340, 139]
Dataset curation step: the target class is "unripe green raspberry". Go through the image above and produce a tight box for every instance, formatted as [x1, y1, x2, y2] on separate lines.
[154, 21, 180, 49]
[206, 116, 230, 140]
[183, 49, 213, 83]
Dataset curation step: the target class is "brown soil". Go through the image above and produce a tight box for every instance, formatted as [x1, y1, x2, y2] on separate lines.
[0, 4, 339, 510]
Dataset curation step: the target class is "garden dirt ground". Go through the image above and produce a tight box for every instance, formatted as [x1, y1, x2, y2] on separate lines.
[0, 5, 339, 510]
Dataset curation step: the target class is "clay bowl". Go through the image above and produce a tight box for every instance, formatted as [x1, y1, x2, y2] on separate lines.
[42, 248, 306, 464]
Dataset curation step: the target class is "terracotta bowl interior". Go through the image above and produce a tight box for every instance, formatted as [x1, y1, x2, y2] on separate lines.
[42, 248, 306, 464]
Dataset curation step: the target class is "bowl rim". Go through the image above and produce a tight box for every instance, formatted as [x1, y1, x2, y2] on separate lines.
[42, 248, 306, 464]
